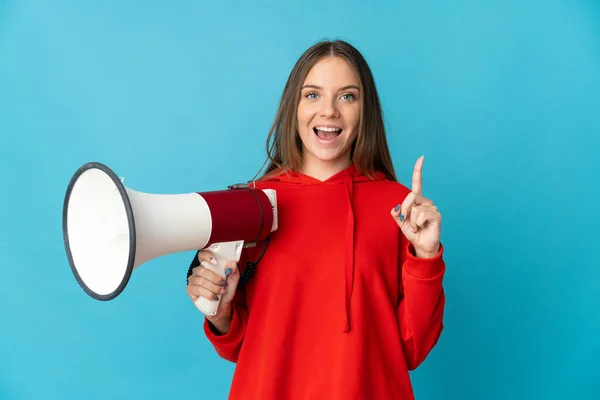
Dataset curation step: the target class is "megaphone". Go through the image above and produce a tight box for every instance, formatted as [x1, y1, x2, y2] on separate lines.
[62, 162, 277, 316]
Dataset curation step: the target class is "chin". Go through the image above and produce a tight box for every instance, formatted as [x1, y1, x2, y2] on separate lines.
[308, 148, 348, 164]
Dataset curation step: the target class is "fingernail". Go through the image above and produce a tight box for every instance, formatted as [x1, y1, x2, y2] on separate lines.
[220, 289, 227, 294]
[400, 214, 405, 222]
[394, 204, 400, 212]
[213, 294, 219, 300]
[209, 257, 217, 265]
[200, 261, 209, 268]
[220, 280, 226, 286]
[225, 268, 233, 276]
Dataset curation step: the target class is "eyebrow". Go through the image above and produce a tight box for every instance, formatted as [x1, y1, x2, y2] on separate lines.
[301, 84, 360, 91]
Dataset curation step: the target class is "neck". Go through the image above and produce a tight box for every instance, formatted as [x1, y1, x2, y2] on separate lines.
[300, 154, 352, 182]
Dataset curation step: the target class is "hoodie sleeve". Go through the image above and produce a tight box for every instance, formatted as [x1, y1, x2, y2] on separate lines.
[396, 239, 446, 370]
[203, 289, 248, 363]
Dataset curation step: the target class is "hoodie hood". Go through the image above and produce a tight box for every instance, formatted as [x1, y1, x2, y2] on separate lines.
[256, 164, 388, 332]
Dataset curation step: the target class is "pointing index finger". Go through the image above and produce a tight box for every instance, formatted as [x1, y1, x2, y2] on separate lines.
[412, 155, 424, 195]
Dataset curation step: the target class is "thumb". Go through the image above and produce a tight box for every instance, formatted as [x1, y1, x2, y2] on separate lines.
[391, 204, 404, 227]
[221, 261, 240, 304]
[391, 205, 417, 242]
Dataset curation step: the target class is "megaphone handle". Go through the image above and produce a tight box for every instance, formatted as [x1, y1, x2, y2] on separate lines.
[194, 240, 244, 316]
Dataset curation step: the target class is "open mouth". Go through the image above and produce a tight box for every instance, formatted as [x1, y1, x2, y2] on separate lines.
[313, 126, 342, 141]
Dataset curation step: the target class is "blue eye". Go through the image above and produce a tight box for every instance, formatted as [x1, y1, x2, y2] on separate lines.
[340, 93, 355, 101]
[306, 92, 319, 100]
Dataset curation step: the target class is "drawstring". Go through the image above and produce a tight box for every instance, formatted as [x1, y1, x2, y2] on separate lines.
[343, 173, 355, 332]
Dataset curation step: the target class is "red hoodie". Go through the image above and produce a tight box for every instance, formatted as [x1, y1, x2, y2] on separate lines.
[203, 164, 446, 399]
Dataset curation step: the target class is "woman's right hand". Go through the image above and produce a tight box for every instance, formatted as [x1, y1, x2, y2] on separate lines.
[186, 250, 241, 334]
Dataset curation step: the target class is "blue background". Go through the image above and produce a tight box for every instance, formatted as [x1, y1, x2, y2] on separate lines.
[1, 0, 599, 399]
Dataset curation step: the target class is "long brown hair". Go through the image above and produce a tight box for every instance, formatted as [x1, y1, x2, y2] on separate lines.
[255, 39, 397, 182]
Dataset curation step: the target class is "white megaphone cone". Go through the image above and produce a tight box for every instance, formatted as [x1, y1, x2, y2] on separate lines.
[62, 162, 277, 316]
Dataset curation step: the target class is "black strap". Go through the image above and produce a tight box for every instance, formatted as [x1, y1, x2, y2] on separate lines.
[238, 236, 270, 290]
[186, 251, 201, 284]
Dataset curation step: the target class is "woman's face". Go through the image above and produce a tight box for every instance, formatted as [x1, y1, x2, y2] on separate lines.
[297, 56, 361, 172]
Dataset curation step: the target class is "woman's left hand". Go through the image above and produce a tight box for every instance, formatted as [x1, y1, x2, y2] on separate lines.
[391, 156, 442, 258]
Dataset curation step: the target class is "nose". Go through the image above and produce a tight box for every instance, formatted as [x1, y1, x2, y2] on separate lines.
[320, 98, 340, 118]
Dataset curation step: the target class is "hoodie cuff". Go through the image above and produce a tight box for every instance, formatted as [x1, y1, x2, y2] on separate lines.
[403, 242, 445, 279]
[203, 304, 246, 346]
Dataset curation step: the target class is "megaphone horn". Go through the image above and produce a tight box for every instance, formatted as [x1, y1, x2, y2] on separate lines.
[62, 162, 278, 316]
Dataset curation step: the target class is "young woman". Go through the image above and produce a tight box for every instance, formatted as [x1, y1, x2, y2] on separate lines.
[186, 40, 446, 400]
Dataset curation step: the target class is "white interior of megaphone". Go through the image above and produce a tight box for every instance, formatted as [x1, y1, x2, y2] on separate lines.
[65, 167, 135, 298]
